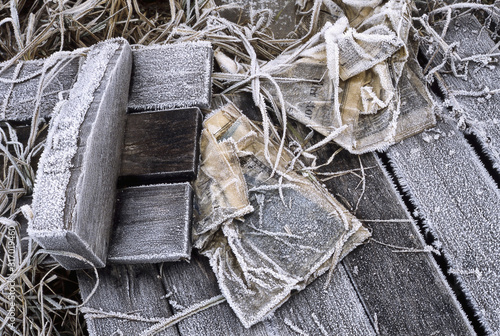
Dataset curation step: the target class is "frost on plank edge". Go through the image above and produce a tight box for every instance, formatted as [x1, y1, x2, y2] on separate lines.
[30, 39, 123, 233]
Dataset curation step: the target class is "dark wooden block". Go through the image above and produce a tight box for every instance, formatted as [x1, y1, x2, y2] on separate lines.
[107, 183, 193, 264]
[0, 54, 81, 121]
[128, 43, 213, 112]
[77, 264, 179, 336]
[119, 108, 202, 185]
[29, 38, 132, 270]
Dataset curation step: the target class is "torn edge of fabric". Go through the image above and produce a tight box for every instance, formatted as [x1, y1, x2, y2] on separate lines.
[193, 103, 370, 327]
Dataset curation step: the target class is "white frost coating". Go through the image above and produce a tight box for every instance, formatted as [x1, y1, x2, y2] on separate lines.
[30, 40, 119, 232]
[387, 120, 500, 334]
[128, 42, 213, 111]
[193, 104, 370, 328]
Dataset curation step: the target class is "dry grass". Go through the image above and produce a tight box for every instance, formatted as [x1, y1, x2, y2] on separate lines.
[0, 0, 498, 335]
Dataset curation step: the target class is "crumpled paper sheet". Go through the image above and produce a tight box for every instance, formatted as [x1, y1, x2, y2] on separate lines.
[215, 0, 436, 154]
[193, 103, 370, 327]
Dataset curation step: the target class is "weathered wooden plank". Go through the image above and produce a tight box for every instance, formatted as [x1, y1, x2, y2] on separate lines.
[219, 94, 474, 335]
[311, 146, 475, 336]
[0, 53, 81, 121]
[159, 252, 376, 335]
[107, 183, 193, 264]
[77, 264, 179, 336]
[386, 119, 500, 334]
[29, 38, 132, 270]
[128, 43, 213, 112]
[431, 14, 500, 174]
[119, 108, 202, 185]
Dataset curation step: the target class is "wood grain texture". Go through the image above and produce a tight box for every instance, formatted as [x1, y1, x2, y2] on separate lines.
[159, 251, 376, 335]
[77, 264, 179, 336]
[0, 54, 81, 121]
[29, 38, 132, 270]
[315, 147, 475, 336]
[386, 119, 500, 334]
[216, 98, 474, 335]
[128, 43, 212, 112]
[431, 14, 500, 174]
[119, 108, 202, 186]
[107, 182, 193, 264]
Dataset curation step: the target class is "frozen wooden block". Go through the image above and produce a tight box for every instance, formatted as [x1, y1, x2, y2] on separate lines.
[107, 182, 193, 264]
[119, 108, 202, 186]
[128, 42, 212, 112]
[77, 264, 178, 336]
[29, 38, 132, 270]
[0, 53, 81, 121]
[387, 120, 500, 334]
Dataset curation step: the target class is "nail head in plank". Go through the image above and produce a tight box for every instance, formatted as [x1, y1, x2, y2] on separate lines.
[77, 264, 179, 336]
[0, 54, 81, 121]
[128, 42, 213, 112]
[29, 38, 132, 270]
[159, 252, 375, 335]
[387, 119, 500, 334]
[119, 108, 202, 186]
[107, 182, 193, 264]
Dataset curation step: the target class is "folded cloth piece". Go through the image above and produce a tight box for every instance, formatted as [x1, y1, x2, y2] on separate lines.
[193, 103, 370, 327]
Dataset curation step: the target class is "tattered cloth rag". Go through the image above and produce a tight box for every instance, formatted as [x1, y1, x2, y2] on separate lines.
[193, 103, 370, 327]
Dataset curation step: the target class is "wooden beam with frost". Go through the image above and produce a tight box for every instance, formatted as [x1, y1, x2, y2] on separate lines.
[127, 42, 213, 112]
[0, 53, 82, 121]
[160, 252, 376, 335]
[29, 38, 132, 270]
[107, 182, 193, 264]
[430, 15, 500, 175]
[386, 119, 500, 333]
[77, 264, 179, 336]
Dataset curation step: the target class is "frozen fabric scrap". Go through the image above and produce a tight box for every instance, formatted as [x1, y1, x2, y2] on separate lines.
[253, 0, 434, 154]
[193, 103, 370, 327]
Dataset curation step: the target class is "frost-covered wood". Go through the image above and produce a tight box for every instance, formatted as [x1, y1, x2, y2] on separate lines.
[120, 108, 202, 185]
[29, 38, 132, 270]
[77, 264, 179, 336]
[386, 119, 500, 334]
[221, 95, 474, 334]
[430, 14, 500, 174]
[328, 151, 475, 335]
[160, 252, 376, 335]
[107, 183, 193, 264]
[128, 43, 212, 112]
[0, 53, 81, 121]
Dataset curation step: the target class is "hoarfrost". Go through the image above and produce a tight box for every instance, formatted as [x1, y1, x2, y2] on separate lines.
[31, 40, 120, 232]
[193, 104, 370, 328]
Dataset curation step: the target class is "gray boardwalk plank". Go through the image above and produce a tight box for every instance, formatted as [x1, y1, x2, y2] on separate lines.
[119, 108, 202, 185]
[0, 54, 81, 121]
[77, 264, 179, 336]
[432, 14, 500, 173]
[29, 39, 132, 270]
[159, 252, 376, 335]
[386, 119, 500, 333]
[107, 183, 193, 264]
[317, 148, 475, 336]
[128, 43, 212, 112]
